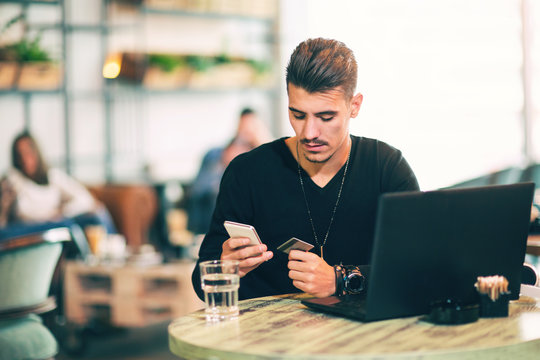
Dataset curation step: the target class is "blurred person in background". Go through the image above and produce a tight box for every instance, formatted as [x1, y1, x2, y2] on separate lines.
[187, 108, 272, 235]
[1, 131, 116, 242]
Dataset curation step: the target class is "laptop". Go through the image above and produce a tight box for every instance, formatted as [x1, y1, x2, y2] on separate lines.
[302, 182, 535, 322]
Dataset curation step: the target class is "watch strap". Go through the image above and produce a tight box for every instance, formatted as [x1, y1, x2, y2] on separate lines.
[343, 265, 365, 294]
[333, 264, 346, 296]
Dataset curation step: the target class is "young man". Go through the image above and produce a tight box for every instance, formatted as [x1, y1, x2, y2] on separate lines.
[192, 38, 419, 300]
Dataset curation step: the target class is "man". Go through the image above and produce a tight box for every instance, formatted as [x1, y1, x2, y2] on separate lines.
[192, 38, 419, 300]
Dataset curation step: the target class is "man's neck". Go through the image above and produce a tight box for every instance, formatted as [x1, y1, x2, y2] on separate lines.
[286, 136, 351, 188]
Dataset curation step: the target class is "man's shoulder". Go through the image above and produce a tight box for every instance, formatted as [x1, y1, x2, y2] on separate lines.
[352, 135, 402, 155]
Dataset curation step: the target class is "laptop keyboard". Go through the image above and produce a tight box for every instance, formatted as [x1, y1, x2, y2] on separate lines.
[302, 293, 368, 320]
[334, 294, 368, 308]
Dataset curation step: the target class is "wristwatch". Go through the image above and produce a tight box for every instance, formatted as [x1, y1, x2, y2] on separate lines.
[344, 266, 366, 294]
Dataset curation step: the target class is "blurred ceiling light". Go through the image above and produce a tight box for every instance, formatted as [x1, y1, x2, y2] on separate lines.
[103, 53, 122, 79]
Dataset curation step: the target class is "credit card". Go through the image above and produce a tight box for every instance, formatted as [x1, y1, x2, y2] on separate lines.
[276, 237, 314, 254]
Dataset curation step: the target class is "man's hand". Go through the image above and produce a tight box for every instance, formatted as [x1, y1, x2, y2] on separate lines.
[287, 250, 335, 298]
[221, 237, 273, 277]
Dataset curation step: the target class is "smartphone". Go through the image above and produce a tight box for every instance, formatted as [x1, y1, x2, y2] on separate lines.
[276, 237, 314, 254]
[223, 221, 262, 246]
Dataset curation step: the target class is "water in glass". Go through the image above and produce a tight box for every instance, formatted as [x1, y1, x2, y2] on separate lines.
[202, 273, 239, 321]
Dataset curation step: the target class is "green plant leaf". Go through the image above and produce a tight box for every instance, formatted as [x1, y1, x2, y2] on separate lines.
[148, 54, 185, 73]
[186, 55, 216, 72]
[0, 16, 52, 63]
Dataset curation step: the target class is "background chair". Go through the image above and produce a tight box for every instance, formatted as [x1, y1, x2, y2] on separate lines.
[0, 226, 71, 360]
[522, 263, 539, 287]
[520, 164, 540, 185]
[446, 166, 524, 189]
[87, 184, 158, 249]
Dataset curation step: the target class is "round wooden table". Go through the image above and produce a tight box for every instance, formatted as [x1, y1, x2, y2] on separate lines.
[169, 294, 540, 360]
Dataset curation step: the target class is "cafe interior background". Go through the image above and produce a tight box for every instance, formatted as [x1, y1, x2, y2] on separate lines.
[0, 0, 539, 359]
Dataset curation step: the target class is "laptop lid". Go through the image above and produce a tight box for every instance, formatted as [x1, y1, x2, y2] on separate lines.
[363, 182, 534, 321]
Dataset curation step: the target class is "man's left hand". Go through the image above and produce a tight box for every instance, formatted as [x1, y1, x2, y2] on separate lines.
[287, 250, 335, 297]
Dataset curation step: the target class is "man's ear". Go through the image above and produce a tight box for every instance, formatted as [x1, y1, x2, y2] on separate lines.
[350, 93, 363, 118]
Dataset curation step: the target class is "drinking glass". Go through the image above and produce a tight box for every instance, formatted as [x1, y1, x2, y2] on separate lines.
[199, 260, 240, 321]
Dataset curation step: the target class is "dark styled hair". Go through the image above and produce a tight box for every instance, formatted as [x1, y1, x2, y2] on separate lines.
[240, 107, 255, 117]
[11, 131, 49, 185]
[286, 38, 357, 99]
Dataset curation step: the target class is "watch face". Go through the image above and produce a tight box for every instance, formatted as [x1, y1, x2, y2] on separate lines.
[347, 274, 365, 292]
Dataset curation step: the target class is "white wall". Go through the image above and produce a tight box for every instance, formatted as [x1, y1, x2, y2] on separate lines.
[279, 0, 539, 190]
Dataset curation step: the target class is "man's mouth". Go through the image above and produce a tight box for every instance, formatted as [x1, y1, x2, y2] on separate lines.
[303, 142, 326, 152]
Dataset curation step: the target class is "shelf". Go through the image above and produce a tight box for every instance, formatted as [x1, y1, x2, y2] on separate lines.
[141, 6, 274, 25]
[0, 86, 276, 98]
[22, 23, 137, 32]
[26, 22, 62, 30]
[0, 89, 62, 95]
[105, 82, 277, 95]
[65, 23, 139, 32]
[0, 0, 60, 5]
[137, 86, 277, 96]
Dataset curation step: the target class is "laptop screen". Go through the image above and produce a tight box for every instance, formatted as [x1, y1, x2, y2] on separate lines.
[363, 182, 534, 321]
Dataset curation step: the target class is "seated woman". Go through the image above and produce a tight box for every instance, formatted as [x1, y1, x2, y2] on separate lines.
[1, 131, 115, 256]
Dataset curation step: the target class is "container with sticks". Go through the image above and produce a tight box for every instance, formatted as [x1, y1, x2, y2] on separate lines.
[475, 275, 510, 317]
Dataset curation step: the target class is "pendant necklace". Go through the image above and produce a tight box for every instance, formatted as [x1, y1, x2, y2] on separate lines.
[296, 140, 350, 260]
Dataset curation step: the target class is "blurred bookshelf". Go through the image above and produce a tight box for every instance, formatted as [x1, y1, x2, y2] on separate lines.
[0, 0, 280, 183]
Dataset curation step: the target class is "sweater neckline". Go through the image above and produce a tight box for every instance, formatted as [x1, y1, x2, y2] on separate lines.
[278, 136, 357, 191]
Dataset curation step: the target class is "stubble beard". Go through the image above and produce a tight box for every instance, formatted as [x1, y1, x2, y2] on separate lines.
[302, 151, 334, 164]
[300, 136, 349, 164]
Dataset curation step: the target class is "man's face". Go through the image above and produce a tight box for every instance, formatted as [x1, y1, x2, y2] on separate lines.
[287, 83, 362, 164]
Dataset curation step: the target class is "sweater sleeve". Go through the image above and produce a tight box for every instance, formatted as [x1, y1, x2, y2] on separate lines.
[191, 159, 254, 300]
[50, 169, 96, 217]
[378, 144, 420, 192]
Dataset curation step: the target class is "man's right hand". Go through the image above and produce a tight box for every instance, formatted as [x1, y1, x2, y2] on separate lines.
[221, 237, 273, 277]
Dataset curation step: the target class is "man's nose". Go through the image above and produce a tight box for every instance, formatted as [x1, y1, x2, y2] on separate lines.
[303, 117, 320, 140]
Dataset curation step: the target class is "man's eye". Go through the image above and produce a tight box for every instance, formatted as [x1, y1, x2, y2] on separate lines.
[321, 117, 334, 121]
[293, 114, 305, 120]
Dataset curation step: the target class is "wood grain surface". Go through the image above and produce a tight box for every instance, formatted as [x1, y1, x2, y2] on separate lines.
[169, 293, 540, 360]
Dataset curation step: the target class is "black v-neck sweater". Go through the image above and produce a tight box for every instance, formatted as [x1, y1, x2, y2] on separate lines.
[192, 135, 419, 300]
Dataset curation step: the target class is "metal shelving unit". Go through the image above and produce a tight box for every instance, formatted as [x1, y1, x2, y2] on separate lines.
[0, 0, 71, 171]
[1, 0, 281, 182]
[141, 5, 275, 24]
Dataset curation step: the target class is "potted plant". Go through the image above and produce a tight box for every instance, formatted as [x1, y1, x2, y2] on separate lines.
[111, 52, 192, 90]
[248, 58, 273, 87]
[0, 15, 62, 90]
[143, 53, 191, 89]
[0, 15, 22, 89]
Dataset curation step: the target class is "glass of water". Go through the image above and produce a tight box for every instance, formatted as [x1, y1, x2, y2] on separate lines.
[199, 260, 240, 321]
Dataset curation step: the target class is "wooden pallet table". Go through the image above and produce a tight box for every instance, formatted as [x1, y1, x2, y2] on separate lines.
[64, 260, 204, 328]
